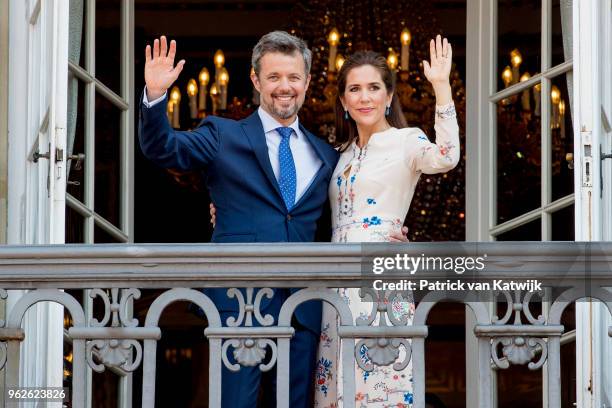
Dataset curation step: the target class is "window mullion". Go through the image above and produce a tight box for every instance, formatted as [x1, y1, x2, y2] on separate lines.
[119, 0, 134, 242]
[489, 0, 499, 241]
[83, 0, 95, 245]
[541, 0, 553, 241]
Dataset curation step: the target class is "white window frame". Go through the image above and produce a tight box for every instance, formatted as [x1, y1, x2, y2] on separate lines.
[468, 0, 575, 242]
[466, 0, 583, 406]
[6, 0, 70, 400]
[574, 1, 612, 407]
[66, 1, 135, 407]
[66, 0, 134, 245]
[0, 0, 8, 245]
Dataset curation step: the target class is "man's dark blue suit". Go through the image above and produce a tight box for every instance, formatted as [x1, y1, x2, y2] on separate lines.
[139, 95, 339, 407]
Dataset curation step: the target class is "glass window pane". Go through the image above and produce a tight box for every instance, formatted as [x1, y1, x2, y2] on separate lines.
[496, 218, 542, 241]
[496, 84, 542, 224]
[551, 74, 574, 201]
[95, 0, 121, 94]
[94, 93, 122, 227]
[94, 224, 122, 243]
[69, 0, 86, 68]
[67, 75, 86, 202]
[552, 0, 573, 67]
[497, 1, 541, 91]
[66, 205, 85, 244]
[551, 204, 574, 240]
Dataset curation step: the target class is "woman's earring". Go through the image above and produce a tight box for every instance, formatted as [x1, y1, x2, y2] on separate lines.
[385, 106, 391, 116]
[344, 110, 349, 120]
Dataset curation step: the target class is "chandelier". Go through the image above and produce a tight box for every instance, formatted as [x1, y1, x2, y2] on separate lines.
[166, 49, 230, 129]
[163, 0, 470, 241]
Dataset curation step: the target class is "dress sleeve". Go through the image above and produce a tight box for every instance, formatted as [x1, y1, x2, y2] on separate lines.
[404, 102, 460, 174]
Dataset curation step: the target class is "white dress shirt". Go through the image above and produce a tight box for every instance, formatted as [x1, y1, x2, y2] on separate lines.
[142, 89, 322, 204]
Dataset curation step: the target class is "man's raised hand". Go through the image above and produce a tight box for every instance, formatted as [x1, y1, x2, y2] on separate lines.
[144, 36, 185, 101]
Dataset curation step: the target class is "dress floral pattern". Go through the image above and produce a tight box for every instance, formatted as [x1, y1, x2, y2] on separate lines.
[314, 103, 459, 407]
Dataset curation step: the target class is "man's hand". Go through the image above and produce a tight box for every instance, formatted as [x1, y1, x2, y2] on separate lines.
[145, 36, 185, 101]
[209, 203, 216, 228]
[389, 226, 410, 242]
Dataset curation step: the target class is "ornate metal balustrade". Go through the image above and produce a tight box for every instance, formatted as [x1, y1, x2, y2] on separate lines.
[0, 242, 611, 408]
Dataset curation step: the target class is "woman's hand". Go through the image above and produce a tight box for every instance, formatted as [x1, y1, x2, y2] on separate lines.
[423, 35, 453, 106]
[423, 35, 452, 85]
[389, 226, 410, 242]
[145, 36, 185, 101]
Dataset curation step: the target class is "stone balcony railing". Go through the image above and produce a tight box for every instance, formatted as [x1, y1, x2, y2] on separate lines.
[0, 242, 610, 408]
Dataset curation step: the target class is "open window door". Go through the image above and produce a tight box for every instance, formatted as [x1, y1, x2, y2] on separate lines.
[574, 0, 612, 406]
[597, 0, 612, 405]
[5, 0, 69, 398]
[24, 0, 69, 245]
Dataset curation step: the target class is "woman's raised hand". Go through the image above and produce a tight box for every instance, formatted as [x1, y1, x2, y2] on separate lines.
[423, 34, 452, 86]
[145, 36, 185, 101]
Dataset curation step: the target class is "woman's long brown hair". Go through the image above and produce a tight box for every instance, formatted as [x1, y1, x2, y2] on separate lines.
[334, 50, 407, 152]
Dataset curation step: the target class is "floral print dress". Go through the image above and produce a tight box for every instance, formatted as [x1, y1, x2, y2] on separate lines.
[314, 103, 459, 408]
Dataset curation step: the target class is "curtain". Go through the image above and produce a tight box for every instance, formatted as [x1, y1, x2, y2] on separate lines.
[67, 0, 83, 174]
[560, 0, 573, 119]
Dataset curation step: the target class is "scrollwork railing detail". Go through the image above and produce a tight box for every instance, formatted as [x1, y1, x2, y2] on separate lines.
[353, 289, 413, 371]
[86, 338, 143, 373]
[222, 288, 277, 372]
[85, 288, 144, 373]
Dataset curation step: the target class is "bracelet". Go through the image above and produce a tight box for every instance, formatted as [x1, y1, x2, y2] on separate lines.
[435, 103, 457, 120]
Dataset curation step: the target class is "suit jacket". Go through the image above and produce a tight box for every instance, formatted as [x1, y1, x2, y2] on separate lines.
[138, 95, 339, 332]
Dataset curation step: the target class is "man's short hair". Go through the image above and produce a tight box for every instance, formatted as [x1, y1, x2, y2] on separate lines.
[251, 31, 312, 76]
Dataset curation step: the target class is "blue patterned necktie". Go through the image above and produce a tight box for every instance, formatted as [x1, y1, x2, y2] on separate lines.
[276, 127, 297, 211]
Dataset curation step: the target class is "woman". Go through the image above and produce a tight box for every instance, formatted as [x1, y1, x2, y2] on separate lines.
[315, 36, 459, 407]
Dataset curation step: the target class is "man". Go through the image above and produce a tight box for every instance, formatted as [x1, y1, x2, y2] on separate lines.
[139, 31, 338, 408]
[139, 31, 408, 407]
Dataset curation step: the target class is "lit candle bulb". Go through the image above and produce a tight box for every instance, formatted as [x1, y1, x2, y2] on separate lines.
[187, 79, 198, 119]
[214, 49, 225, 81]
[327, 28, 340, 73]
[169, 86, 181, 128]
[510, 49, 522, 85]
[533, 82, 541, 117]
[387, 49, 398, 70]
[520, 72, 531, 111]
[218, 67, 229, 110]
[502, 66, 513, 88]
[335, 54, 345, 71]
[551, 85, 561, 128]
[198, 67, 209, 111]
[559, 99, 566, 138]
[210, 83, 219, 115]
[400, 28, 411, 72]
[167, 98, 174, 123]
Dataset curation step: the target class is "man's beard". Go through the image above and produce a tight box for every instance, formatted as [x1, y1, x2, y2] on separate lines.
[264, 97, 302, 120]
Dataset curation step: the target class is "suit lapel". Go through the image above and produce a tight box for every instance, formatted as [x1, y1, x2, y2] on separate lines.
[241, 112, 285, 205]
[293, 126, 332, 209]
